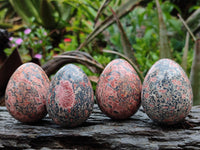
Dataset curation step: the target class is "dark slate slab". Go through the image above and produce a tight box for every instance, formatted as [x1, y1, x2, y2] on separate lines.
[0, 104, 200, 149]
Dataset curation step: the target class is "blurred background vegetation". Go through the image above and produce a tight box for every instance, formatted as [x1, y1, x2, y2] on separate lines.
[1, 0, 200, 103]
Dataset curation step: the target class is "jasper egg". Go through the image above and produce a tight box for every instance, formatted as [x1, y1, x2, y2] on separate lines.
[5, 63, 50, 123]
[47, 64, 94, 127]
[96, 59, 142, 120]
[141, 59, 193, 125]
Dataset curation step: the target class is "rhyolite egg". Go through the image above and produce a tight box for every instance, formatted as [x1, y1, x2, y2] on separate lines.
[96, 59, 142, 120]
[141, 59, 193, 125]
[5, 63, 50, 123]
[47, 64, 94, 127]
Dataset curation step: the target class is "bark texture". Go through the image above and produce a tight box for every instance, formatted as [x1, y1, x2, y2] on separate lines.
[0, 104, 200, 149]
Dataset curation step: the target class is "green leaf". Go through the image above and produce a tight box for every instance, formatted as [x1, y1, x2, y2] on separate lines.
[77, 0, 142, 50]
[94, 0, 112, 27]
[9, 0, 42, 24]
[168, 18, 182, 34]
[54, 2, 73, 22]
[40, 0, 57, 29]
[110, 7, 137, 65]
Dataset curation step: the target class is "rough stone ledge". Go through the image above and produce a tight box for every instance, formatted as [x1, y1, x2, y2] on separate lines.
[0, 105, 200, 150]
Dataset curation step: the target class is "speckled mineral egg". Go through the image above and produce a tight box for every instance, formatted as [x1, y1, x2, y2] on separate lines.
[96, 59, 142, 120]
[141, 59, 193, 125]
[5, 63, 50, 123]
[47, 64, 94, 127]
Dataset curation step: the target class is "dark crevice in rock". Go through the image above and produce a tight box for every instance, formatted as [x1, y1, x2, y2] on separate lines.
[30, 136, 111, 149]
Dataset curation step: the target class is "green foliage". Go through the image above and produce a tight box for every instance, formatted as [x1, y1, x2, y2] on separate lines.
[106, 1, 190, 75]
[76, 64, 98, 90]
[133, 34, 159, 75]
[40, 0, 56, 29]
[0, 8, 6, 22]
[5, 25, 52, 64]
[55, 34, 82, 53]
[0, 0, 15, 21]
[187, 49, 194, 75]
[9, 0, 42, 24]
[0, 0, 197, 92]
[93, 54, 111, 67]
[8, 0, 75, 30]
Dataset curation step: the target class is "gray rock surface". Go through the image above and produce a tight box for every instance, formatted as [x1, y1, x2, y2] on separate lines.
[0, 104, 200, 149]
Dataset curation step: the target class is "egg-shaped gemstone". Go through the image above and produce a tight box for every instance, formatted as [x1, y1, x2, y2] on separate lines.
[141, 59, 193, 125]
[5, 63, 50, 123]
[96, 59, 142, 120]
[47, 64, 94, 127]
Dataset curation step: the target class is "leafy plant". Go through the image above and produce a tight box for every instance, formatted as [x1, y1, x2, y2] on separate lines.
[8, 0, 75, 30]
[105, 1, 186, 75]
[5, 25, 53, 64]
[77, 0, 142, 50]
[0, 0, 15, 21]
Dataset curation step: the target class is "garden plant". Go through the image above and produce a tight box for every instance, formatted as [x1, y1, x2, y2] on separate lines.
[0, 0, 200, 105]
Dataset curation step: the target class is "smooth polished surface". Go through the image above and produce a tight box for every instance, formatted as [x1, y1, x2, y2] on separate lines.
[47, 64, 94, 127]
[5, 63, 50, 123]
[142, 59, 193, 125]
[96, 59, 142, 120]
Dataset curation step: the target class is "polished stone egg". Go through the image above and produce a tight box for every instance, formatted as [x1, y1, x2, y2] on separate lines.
[96, 59, 142, 120]
[5, 63, 50, 123]
[47, 64, 94, 127]
[141, 59, 193, 125]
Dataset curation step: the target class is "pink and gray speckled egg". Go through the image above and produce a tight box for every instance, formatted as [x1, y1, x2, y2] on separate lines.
[96, 59, 142, 120]
[141, 59, 193, 125]
[47, 64, 94, 127]
[5, 63, 50, 123]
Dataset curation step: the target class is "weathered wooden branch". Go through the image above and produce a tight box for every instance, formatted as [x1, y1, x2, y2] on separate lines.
[110, 7, 138, 67]
[181, 32, 190, 71]
[190, 35, 200, 106]
[42, 51, 104, 77]
[178, 14, 196, 41]
[186, 8, 200, 34]
[156, 0, 171, 58]
[0, 104, 200, 149]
